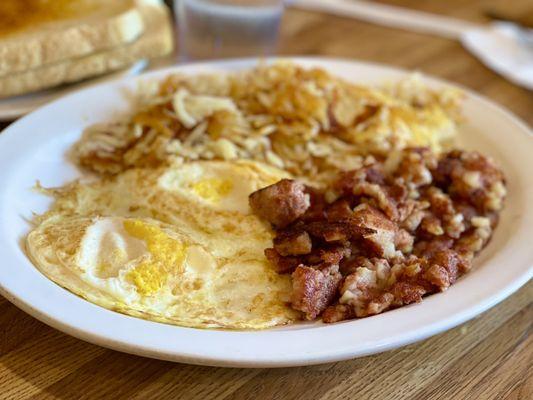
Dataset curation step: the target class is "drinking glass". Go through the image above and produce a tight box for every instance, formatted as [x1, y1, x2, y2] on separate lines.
[174, 0, 284, 60]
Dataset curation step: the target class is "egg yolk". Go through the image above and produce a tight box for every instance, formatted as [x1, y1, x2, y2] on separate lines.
[123, 220, 186, 295]
[191, 178, 233, 202]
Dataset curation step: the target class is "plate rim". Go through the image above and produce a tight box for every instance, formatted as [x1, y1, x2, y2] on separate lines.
[0, 56, 531, 368]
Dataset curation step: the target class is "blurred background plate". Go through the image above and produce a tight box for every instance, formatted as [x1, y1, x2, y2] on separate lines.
[0, 60, 147, 121]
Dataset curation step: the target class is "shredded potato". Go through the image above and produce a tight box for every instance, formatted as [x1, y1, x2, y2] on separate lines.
[74, 62, 462, 184]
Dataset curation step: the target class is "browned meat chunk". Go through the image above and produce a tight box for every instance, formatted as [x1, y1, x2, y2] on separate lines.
[305, 220, 373, 242]
[291, 264, 342, 320]
[273, 230, 312, 256]
[249, 179, 310, 228]
[424, 264, 452, 290]
[322, 304, 354, 323]
[422, 248, 467, 291]
[390, 282, 427, 306]
[325, 199, 354, 222]
[318, 246, 351, 265]
[264, 248, 300, 274]
[300, 187, 328, 222]
[391, 147, 437, 188]
[433, 150, 506, 213]
[334, 166, 385, 195]
[367, 293, 395, 315]
[302, 246, 352, 267]
[428, 249, 462, 287]
[420, 213, 444, 237]
[400, 199, 429, 232]
[424, 187, 465, 238]
[248, 147, 505, 324]
[352, 182, 399, 221]
[414, 237, 454, 258]
[395, 228, 414, 253]
[339, 255, 374, 275]
[352, 204, 398, 258]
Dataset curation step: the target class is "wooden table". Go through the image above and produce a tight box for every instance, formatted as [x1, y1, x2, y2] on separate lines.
[1, 1, 532, 399]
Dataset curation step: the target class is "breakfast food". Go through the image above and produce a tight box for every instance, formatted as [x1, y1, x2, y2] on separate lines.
[0, 0, 144, 76]
[27, 161, 298, 328]
[26, 63, 506, 329]
[74, 62, 462, 184]
[0, 0, 173, 98]
[248, 148, 506, 321]
[0, 1, 173, 98]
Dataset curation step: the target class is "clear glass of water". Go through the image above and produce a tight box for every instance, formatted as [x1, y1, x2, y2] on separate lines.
[174, 0, 284, 61]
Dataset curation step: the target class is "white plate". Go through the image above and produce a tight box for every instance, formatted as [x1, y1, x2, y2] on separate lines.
[0, 57, 531, 368]
[0, 60, 147, 121]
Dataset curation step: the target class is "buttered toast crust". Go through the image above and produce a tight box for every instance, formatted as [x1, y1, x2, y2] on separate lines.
[0, 0, 145, 77]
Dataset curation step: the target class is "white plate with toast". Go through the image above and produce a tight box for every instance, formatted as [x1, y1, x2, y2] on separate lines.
[0, 58, 531, 367]
[0, 0, 173, 120]
[0, 60, 148, 120]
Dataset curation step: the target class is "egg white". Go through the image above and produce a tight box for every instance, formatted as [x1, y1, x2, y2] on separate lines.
[27, 160, 298, 329]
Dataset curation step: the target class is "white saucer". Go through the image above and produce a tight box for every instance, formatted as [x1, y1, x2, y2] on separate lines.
[0, 60, 148, 121]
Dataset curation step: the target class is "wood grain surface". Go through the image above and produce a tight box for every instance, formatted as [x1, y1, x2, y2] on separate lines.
[1, 1, 532, 399]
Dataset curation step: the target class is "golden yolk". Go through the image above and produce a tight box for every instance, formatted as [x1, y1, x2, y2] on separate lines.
[123, 220, 186, 295]
[191, 178, 233, 202]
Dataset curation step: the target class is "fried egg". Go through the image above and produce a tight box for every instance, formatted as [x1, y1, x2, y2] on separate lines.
[26, 160, 298, 329]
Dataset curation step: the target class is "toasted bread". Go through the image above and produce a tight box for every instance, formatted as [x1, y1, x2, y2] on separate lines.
[0, 1, 174, 98]
[0, 0, 145, 77]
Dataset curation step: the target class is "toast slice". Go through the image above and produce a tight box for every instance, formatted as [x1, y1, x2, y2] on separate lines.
[0, 0, 145, 77]
[0, 1, 174, 98]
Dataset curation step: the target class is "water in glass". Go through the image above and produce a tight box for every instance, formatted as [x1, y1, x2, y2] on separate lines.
[175, 0, 284, 60]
